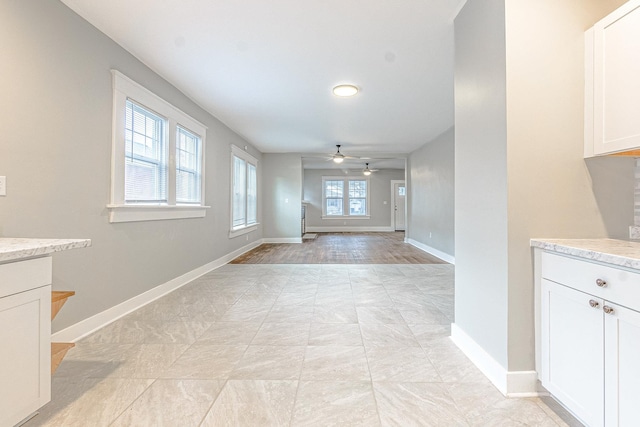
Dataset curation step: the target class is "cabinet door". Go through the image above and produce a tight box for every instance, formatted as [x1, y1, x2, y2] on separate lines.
[592, 0, 640, 155]
[0, 285, 51, 427]
[541, 279, 604, 427]
[604, 302, 640, 426]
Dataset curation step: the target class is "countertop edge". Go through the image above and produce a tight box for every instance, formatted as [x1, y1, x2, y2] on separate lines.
[0, 238, 92, 263]
[531, 238, 640, 271]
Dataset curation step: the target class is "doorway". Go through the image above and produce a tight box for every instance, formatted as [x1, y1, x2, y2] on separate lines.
[391, 180, 406, 231]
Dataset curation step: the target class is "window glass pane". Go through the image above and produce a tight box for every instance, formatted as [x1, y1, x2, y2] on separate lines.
[398, 186, 406, 196]
[176, 126, 201, 203]
[349, 198, 366, 215]
[232, 156, 246, 227]
[349, 180, 367, 198]
[326, 198, 343, 216]
[325, 180, 343, 198]
[124, 99, 167, 202]
[247, 163, 257, 225]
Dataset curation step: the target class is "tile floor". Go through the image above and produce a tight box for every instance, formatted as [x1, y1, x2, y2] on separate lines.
[27, 264, 579, 426]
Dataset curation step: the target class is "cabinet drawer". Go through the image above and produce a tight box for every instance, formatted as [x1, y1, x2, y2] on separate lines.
[0, 256, 52, 298]
[541, 252, 640, 312]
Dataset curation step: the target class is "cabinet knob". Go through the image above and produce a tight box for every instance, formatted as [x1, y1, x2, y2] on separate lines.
[603, 305, 615, 315]
[596, 278, 607, 287]
[589, 299, 599, 308]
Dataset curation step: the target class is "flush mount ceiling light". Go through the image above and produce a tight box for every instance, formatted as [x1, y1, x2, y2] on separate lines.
[332, 84, 359, 97]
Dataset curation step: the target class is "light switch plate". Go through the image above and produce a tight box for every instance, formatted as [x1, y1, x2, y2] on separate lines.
[0, 176, 5, 196]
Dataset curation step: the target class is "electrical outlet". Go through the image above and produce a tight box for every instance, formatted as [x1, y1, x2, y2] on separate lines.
[0, 176, 6, 196]
[429, 232, 432, 238]
[246, 235, 249, 241]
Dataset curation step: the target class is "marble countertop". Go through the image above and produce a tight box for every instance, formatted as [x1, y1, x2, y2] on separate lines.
[531, 238, 640, 270]
[0, 238, 91, 263]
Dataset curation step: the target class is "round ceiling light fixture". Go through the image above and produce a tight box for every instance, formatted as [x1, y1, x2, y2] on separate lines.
[333, 84, 359, 97]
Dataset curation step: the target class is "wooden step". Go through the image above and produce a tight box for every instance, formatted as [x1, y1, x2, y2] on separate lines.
[51, 291, 75, 321]
[51, 342, 75, 375]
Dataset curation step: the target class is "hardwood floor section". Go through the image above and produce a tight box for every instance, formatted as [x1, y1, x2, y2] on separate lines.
[231, 232, 447, 264]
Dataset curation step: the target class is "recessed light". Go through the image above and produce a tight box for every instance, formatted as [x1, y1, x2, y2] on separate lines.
[333, 84, 359, 97]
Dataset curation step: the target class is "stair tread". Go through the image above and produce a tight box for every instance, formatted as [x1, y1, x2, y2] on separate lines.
[51, 291, 75, 302]
[51, 342, 75, 353]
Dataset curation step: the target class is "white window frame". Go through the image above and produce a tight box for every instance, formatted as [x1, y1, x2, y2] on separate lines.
[321, 176, 370, 219]
[229, 144, 259, 237]
[108, 70, 209, 223]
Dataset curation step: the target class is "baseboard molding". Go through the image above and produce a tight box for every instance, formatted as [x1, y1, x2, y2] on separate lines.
[51, 239, 262, 343]
[305, 226, 394, 233]
[406, 238, 455, 264]
[263, 237, 302, 244]
[450, 323, 539, 397]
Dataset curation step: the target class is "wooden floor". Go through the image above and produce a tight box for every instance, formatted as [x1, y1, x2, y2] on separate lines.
[231, 232, 447, 264]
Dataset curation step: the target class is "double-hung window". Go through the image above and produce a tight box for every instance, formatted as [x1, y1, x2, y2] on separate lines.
[230, 145, 258, 236]
[322, 176, 370, 218]
[109, 70, 207, 223]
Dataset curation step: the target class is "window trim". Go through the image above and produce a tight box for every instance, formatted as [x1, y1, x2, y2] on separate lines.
[108, 70, 209, 223]
[321, 176, 371, 219]
[229, 144, 259, 237]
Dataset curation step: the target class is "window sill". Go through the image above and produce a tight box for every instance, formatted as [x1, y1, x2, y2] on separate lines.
[229, 224, 259, 238]
[321, 215, 371, 220]
[107, 204, 210, 223]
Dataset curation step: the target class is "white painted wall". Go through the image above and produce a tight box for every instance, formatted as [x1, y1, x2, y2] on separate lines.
[303, 169, 405, 231]
[0, 0, 263, 332]
[454, 0, 633, 382]
[407, 127, 455, 259]
[262, 154, 303, 241]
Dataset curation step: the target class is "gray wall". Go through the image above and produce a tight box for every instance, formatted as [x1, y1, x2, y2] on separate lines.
[0, 0, 263, 332]
[454, 0, 633, 372]
[407, 127, 455, 258]
[303, 169, 405, 230]
[262, 154, 303, 239]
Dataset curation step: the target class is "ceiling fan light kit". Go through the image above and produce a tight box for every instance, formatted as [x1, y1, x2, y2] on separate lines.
[332, 144, 346, 163]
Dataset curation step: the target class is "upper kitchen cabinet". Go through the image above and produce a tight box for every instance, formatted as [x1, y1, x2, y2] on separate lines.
[585, 0, 640, 157]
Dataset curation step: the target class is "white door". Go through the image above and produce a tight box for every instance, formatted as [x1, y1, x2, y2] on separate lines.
[393, 182, 405, 231]
[604, 302, 640, 426]
[541, 279, 604, 427]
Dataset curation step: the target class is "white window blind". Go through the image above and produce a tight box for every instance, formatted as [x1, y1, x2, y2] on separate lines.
[124, 100, 167, 203]
[176, 126, 201, 204]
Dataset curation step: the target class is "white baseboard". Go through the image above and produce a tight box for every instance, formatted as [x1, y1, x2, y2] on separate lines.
[263, 237, 302, 243]
[51, 239, 262, 343]
[305, 226, 394, 233]
[450, 323, 539, 397]
[406, 238, 455, 264]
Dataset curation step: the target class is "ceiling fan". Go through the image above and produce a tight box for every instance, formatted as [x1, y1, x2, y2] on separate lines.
[329, 144, 360, 163]
[362, 163, 379, 176]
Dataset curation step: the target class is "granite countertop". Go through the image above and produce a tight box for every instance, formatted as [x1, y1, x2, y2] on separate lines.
[531, 238, 640, 270]
[0, 238, 92, 263]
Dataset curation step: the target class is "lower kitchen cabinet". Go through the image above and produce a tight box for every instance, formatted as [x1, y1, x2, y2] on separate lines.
[539, 251, 640, 427]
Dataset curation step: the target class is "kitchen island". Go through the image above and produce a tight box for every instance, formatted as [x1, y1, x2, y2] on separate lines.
[0, 237, 90, 427]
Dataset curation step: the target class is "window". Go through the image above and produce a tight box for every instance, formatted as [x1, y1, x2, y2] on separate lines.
[322, 176, 370, 218]
[109, 70, 207, 223]
[230, 145, 259, 236]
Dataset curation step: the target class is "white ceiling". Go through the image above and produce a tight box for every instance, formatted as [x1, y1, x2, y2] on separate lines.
[61, 0, 464, 156]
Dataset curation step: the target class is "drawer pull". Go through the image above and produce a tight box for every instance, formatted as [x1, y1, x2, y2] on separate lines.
[596, 278, 607, 287]
[589, 300, 599, 308]
[603, 306, 615, 315]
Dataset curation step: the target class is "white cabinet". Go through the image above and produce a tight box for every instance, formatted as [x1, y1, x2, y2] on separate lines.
[585, 0, 640, 157]
[0, 257, 52, 427]
[539, 252, 640, 427]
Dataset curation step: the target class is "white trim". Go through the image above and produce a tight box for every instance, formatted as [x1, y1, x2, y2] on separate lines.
[229, 223, 259, 238]
[51, 239, 262, 343]
[109, 70, 207, 221]
[107, 205, 209, 223]
[406, 238, 455, 264]
[450, 324, 540, 397]
[263, 237, 303, 244]
[321, 215, 370, 220]
[306, 226, 393, 233]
